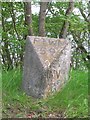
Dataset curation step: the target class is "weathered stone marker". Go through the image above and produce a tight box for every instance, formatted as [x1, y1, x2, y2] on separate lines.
[22, 36, 71, 98]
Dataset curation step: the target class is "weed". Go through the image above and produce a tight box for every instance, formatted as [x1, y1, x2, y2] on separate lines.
[2, 68, 88, 118]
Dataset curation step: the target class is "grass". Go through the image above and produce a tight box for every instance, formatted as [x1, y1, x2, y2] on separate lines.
[2, 68, 88, 118]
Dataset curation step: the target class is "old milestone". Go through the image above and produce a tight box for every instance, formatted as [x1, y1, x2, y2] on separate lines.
[22, 36, 71, 98]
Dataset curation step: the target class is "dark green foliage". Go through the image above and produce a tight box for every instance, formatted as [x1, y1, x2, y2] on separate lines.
[1, 2, 89, 69]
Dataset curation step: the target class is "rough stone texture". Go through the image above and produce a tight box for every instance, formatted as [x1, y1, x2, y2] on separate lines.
[22, 36, 71, 98]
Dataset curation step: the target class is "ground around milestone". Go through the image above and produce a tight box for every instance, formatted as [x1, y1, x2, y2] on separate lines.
[2, 68, 88, 118]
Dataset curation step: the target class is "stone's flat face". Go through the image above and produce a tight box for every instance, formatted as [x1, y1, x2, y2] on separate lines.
[22, 36, 71, 98]
[28, 36, 68, 69]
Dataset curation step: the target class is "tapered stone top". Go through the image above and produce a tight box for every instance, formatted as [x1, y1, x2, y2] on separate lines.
[22, 36, 71, 98]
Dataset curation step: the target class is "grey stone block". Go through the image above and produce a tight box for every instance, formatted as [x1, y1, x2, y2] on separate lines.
[22, 36, 71, 98]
